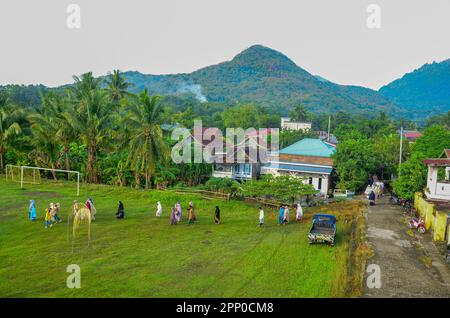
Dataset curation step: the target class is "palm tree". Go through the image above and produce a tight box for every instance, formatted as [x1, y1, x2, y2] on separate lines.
[65, 73, 112, 183]
[124, 90, 169, 188]
[28, 96, 60, 179]
[72, 72, 101, 99]
[40, 92, 76, 173]
[106, 70, 132, 107]
[0, 92, 22, 171]
[288, 104, 310, 122]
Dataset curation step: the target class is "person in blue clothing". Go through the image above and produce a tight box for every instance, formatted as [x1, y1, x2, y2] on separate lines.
[29, 200, 37, 221]
[278, 205, 285, 225]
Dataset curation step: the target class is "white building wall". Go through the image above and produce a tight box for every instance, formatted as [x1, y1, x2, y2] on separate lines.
[425, 166, 450, 200]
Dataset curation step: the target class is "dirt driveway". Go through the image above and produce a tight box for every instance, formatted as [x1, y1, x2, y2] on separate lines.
[363, 195, 450, 297]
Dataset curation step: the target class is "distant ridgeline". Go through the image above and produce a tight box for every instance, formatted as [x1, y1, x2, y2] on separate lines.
[2, 45, 449, 121]
[379, 59, 450, 119]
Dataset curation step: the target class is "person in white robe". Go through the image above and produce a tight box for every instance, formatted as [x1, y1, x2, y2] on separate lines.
[156, 201, 162, 217]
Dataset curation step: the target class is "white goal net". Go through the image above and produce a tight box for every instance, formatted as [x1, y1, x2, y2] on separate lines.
[5, 165, 81, 196]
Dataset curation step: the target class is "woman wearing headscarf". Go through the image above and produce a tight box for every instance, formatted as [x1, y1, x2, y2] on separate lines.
[278, 205, 285, 225]
[116, 201, 125, 219]
[369, 191, 376, 206]
[214, 206, 220, 224]
[295, 203, 303, 222]
[169, 207, 177, 225]
[188, 202, 196, 224]
[156, 201, 162, 217]
[175, 201, 182, 222]
[283, 205, 290, 225]
[29, 200, 37, 221]
[86, 197, 96, 221]
[259, 207, 264, 227]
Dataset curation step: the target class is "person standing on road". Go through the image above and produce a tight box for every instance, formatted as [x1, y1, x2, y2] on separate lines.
[369, 191, 376, 206]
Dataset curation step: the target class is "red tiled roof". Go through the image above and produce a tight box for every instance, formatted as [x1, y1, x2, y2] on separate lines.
[404, 131, 422, 139]
[423, 158, 450, 166]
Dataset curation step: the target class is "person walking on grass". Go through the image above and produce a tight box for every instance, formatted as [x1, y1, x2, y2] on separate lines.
[85, 197, 96, 221]
[116, 201, 125, 219]
[283, 205, 290, 225]
[295, 203, 303, 222]
[187, 202, 196, 225]
[50, 202, 62, 223]
[214, 206, 220, 224]
[29, 200, 37, 221]
[175, 201, 182, 222]
[44, 208, 52, 228]
[156, 201, 162, 217]
[259, 207, 264, 227]
[170, 207, 177, 225]
[278, 205, 285, 225]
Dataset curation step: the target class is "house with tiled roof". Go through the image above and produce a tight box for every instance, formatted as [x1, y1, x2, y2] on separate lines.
[423, 149, 450, 201]
[261, 138, 336, 196]
[415, 149, 450, 242]
[397, 129, 423, 143]
[211, 129, 272, 180]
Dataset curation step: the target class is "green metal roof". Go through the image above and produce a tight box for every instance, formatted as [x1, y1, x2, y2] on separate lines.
[279, 138, 336, 157]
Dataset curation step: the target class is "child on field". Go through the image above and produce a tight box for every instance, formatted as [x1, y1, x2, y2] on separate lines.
[50, 203, 62, 223]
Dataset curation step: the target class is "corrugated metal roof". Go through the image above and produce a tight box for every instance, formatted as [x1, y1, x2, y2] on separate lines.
[263, 163, 333, 174]
[279, 138, 336, 157]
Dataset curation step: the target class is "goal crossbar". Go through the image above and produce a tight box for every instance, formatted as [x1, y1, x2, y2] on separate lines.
[5, 165, 81, 196]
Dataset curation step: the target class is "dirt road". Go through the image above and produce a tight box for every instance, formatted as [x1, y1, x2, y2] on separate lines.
[363, 195, 450, 297]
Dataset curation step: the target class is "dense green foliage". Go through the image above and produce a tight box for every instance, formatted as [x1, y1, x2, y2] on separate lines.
[203, 177, 241, 196]
[393, 125, 450, 199]
[426, 110, 450, 129]
[332, 113, 411, 191]
[242, 175, 317, 203]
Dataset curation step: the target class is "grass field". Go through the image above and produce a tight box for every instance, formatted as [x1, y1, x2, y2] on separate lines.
[0, 177, 361, 298]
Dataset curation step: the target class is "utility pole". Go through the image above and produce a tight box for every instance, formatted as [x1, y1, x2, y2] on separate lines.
[327, 115, 331, 142]
[398, 126, 403, 178]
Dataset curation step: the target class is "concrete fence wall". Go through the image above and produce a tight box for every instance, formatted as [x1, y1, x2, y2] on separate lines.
[414, 192, 448, 242]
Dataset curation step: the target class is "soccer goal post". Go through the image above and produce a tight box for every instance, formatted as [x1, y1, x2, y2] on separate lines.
[5, 165, 81, 196]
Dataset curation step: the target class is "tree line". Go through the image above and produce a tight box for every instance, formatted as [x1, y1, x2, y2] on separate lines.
[1, 70, 449, 197]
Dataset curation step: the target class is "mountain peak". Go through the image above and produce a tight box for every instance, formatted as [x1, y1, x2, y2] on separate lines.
[232, 44, 297, 68]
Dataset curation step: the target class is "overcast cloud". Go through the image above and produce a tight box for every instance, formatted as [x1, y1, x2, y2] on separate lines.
[0, 0, 449, 89]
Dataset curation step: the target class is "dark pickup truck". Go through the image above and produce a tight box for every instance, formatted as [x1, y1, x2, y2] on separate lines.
[308, 214, 336, 246]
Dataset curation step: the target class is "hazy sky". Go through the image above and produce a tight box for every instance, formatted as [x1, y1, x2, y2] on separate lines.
[0, 0, 449, 89]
